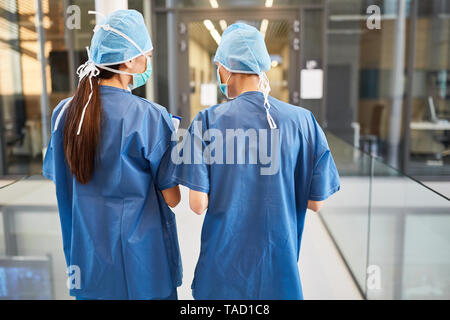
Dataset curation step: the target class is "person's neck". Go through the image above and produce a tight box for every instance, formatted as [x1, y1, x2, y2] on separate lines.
[231, 74, 261, 97]
[99, 74, 131, 90]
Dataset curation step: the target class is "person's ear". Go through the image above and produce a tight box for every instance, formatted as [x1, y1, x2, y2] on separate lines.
[123, 59, 134, 71]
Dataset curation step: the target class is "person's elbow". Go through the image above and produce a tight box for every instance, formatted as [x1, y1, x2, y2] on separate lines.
[190, 202, 207, 215]
[162, 186, 181, 208]
[167, 193, 181, 208]
[308, 200, 325, 212]
[189, 190, 208, 215]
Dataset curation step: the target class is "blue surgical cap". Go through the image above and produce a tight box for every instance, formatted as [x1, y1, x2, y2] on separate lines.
[214, 23, 271, 74]
[90, 10, 153, 66]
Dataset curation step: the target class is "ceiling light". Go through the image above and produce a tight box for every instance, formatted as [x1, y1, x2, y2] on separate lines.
[210, 29, 221, 45]
[219, 19, 227, 31]
[260, 19, 269, 38]
[265, 0, 273, 7]
[204, 19, 221, 45]
[203, 19, 214, 31]
[209, 0, 219, 8]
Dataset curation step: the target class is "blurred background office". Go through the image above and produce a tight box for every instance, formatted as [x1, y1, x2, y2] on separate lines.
[0, 0, 449, 300]
[1, 0, 450, 184]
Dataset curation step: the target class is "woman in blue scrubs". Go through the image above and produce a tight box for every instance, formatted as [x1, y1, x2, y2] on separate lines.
[43, 10, 182, 300]
[173, 23, 341, 299]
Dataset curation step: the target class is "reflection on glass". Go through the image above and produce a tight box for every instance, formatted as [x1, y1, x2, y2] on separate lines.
[408, 1, 450, 176]
[0, 256, 53, 300]
[0, 176, 69, 299]
[321, 133, 450, 300]
[320, 133, 371, 294]
[368, 158, 450, 299]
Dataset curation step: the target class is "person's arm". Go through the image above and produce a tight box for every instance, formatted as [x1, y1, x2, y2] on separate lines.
[146, 107, 182, 208]
[306, 112, 341, 212]
[172, 112, 210, 214]
[189, 189, 208, 215]
[307, 200, 324, 213]
[162, 185, 181, 208]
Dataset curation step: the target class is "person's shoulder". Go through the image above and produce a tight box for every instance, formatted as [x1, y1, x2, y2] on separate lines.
[268, 96, 323, 145]
[50, 97, 73, 126]
[188, 102, 221, 121]
[269, 96, 311, 117]
[52, 97, 72, 116]
[200, 100, 233, 117]
[269, 96, 315, 127]
[131, 95, 170, 119]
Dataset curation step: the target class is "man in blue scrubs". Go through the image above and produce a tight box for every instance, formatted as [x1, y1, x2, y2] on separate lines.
[173, 23, 340, 299]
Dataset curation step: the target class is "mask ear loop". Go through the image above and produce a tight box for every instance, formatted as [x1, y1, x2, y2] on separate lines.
[259, 72, 277, 129]
[218, 64, 233, 99]
[223, 66, 233, 98]
[221, 65, 232, 84]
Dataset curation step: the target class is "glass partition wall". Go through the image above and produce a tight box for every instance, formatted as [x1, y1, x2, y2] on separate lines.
[321, 132, 450, 300]
[3, 0, 448, 180]
[406, 1, 450, 177]
[326, 0, 450, 182]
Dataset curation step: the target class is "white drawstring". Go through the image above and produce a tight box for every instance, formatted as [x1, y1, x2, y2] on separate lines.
[259, 72, 277, 129]
[75, 47, 100, 135]
[53, 46, 100, 134]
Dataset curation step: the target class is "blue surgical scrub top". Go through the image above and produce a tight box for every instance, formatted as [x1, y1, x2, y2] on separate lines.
[173, 91, 340, 300]
[43, 85, 182, 299]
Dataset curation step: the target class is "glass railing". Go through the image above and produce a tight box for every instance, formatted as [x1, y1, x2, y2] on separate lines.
[0, 175, 69, 299]
[0, 133, 448, 299]
[322, 132, 450, 300]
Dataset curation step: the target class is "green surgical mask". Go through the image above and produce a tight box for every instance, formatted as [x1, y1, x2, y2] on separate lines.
[217, 65, 232, 98]
[129, 57, 152, 91]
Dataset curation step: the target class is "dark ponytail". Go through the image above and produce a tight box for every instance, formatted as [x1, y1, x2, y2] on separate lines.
[63, 65, 120, 184]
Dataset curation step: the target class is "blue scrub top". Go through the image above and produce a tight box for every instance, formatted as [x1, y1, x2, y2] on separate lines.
[43, 85, 182, 299]
[173, 91, 340, 300]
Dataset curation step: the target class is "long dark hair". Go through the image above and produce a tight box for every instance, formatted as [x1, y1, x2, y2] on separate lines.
[63, 65, 120, 184]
